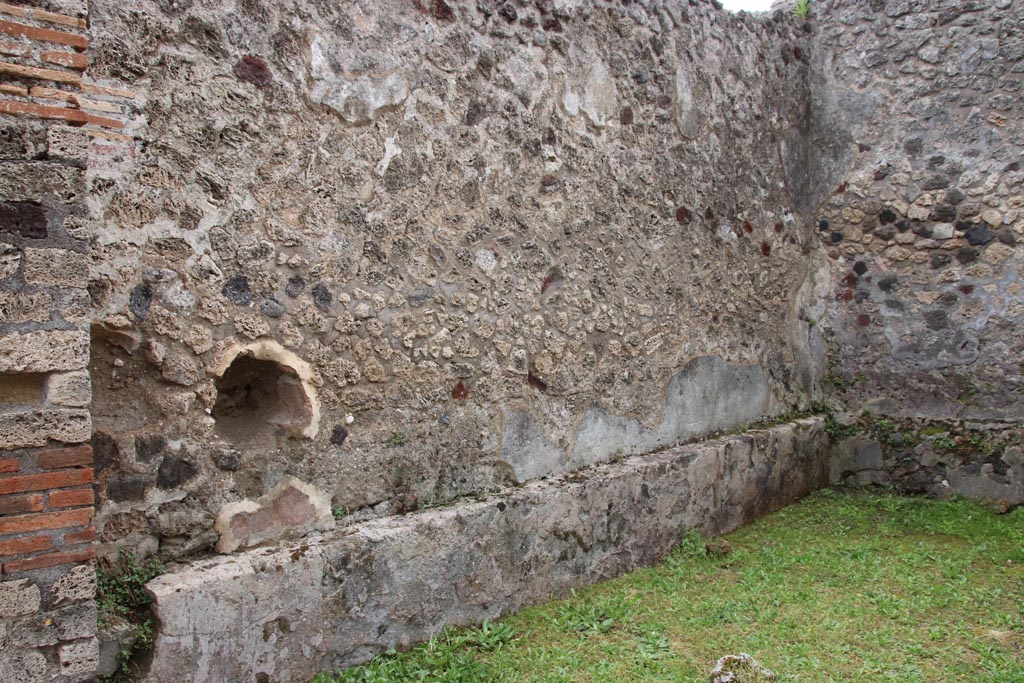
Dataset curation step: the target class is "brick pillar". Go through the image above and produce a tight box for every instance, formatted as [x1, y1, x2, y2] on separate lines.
[0, 2, 126, 680]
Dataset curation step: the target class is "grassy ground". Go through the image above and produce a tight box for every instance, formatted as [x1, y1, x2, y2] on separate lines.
[313, 490, 1024, 683]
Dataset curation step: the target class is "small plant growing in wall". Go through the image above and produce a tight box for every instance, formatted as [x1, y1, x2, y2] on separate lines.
[98, 549, 165, 682]
[386, 431, 407, 448]
[793, 0, 811, 18]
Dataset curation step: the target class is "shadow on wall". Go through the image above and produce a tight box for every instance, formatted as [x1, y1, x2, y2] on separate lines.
[499, 356, 773, 483]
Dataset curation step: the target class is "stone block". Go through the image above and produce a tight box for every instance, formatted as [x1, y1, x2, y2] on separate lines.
[145, 420, 829, 683]
[53, 602, 97, 641]
[0, 162, 84, 203]
[0, 290, 54, 323]
[46, 127, 89, 164]
[0, 649, 47, 683]
[0, 408, 91, 449]
[51, 565, 96, 605]
[0, 330, 89, 373]
[0, 578, 41, 618]
[22, 248, 88, 288]
[58, 637, 99, 679]
[214, 476, 334, 553]
[0, 241, 21, 278]
[44, 370, 91, 407]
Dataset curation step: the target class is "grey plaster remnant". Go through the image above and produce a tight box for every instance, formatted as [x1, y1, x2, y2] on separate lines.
[571, 356, 772, 469]
[562, 60, 619, 129]
[498, 411, 565, 483]
[674, 65, 701, 139]
[308, 36, 408, 126]
[142, 419, 828, 683]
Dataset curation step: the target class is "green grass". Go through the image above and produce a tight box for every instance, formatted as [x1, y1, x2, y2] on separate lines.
[313, 490, 1024, 683]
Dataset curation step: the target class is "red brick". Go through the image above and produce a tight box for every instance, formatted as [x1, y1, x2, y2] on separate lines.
[37, 444, 92, 470]
[0, 98, 88, 125]
[0, 507, 92, 535]
[0, 492, 44, 515]
[0, 19, 87, 51]
[48, 487, 92, 509]
[0, 3, 87, 30]
[0, 458, 18, 474]
[0, 533, 52, 557]
[3, 547, 93, 573]
[63, 526, 94, 545]
[40, 50, 87, 70]
[0, 468, 93, 495]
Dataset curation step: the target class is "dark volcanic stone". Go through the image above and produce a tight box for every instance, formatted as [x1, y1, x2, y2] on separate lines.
[923, 309, 948, 330]
[330, 425, 348, 446]
[157, 456, 199, 489]
[212, 449, 240, 471]
[233, 55, 273, 86]
[929, 204, 956, 222]
[853, 261, 868, 275]
[829, 231, 844, 243]
[964, 225, 995, 246]
[945, 188, 965, 205]
[930, 253, 951, 269]
[129, 283, 153, 320]
[956, 247, 979, 264]
[921, 174, 949, 190]
[222, 276, 253, 305]
[0, 201, 47, 238]
[258, 294, 286, 318]
[91, 431, 119, 474]
[135, 434, 167, 463]
[878, 275, 898, 292]
[107, 475, 148, 502]
[285, 275, 306, 298]
[312, 282, 332, 311]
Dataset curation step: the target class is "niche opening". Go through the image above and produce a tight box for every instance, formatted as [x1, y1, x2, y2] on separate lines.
[212, 354, 313, 445]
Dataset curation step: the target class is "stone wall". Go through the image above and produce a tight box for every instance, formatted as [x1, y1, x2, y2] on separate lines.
[82, 0, 824, 560]
[811, 0, 1023, 420]
[808, 0, 1023, 502]
[0, 1, 114, 680]
[141, 418, 829, 683]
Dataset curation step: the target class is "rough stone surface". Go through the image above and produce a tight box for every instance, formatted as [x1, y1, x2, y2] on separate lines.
[57, 637, 100, 678]
[51, 566, 97, 606]
[84, 0, 820, 556]
[0, 408, 91, 448]
[44, 370, 92, 408]
[142, 419, 828, 683]
[830, 420, 1023, 505]
[708, 653, 778, 683]
[812, 0, 1024, 421]
[0, 579, 41, 619]
[0, 331, 89, 374]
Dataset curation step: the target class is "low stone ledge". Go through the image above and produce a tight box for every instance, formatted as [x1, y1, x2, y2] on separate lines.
[142, 418, 828, 683]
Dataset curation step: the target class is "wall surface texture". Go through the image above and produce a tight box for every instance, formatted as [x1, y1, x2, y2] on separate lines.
[0, 1, 106, 681]
[813, 0, 1023, 420]
[143, 418, 828, 683]
[81, 0, 822, 560]
[0, 0, 1020, 681]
